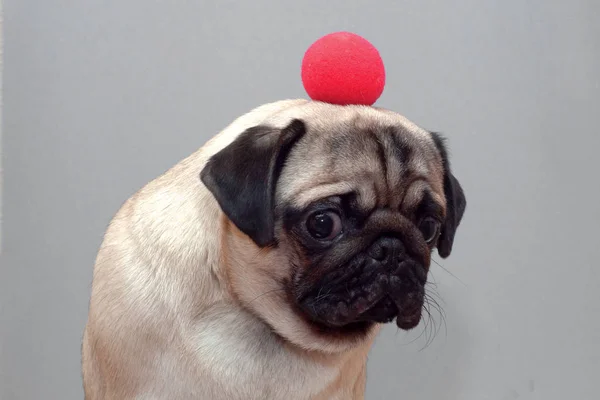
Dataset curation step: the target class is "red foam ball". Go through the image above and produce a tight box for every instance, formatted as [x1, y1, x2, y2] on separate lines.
[301, 32, 386, 106]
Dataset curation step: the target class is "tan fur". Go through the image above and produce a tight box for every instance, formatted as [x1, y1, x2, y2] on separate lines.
[82, 99, 444, 399]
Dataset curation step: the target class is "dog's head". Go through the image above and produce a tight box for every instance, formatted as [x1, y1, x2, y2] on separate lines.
[201, 103, 466, 352]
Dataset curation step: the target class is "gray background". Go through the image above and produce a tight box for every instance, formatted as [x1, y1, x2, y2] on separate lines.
[2, 1, 599, 399]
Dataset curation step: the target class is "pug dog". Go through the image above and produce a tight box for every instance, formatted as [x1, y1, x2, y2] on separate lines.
[82, 99, 466, 400]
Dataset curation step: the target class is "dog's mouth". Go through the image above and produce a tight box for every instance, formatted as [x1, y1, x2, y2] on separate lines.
[355, 292, 424, 330]
[295, 263, 426, 332]
[298, 289, 424, 332]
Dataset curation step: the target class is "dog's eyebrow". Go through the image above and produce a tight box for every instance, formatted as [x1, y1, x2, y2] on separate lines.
[287, 182, 356, 209]
[414, 191, 446, 219]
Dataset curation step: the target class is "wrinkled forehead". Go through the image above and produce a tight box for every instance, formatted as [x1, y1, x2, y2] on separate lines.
[276, 106, 445, 212]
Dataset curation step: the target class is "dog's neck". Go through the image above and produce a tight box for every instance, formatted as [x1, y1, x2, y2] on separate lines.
[185, 301, 368, 399]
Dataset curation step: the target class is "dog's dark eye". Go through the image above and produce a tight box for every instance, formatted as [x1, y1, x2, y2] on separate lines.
[306, 211, 342, 240]
[418, 217, 440, 244]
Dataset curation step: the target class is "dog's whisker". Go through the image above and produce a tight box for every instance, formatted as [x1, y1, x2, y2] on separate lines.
[417, 300, 434, 351]
[425, 294, 447, 320]
[424, 287, 447, 307]
[247, 288, 286, 306]
[316, 286, 324, 302]
[314, 294, 336, 303]
[428, 270, 439, 286]
[314, 287, 334, 303]
[425, 297, 439, 349]
[402, 311, 430, 347]
[426, 281, 439, 290]
[431, 259, 467, 287]
[424, 293, 448, 341]
[426, 311, 440, 347]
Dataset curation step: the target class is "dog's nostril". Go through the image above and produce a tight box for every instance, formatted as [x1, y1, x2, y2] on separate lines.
[369, 245, 387, 261]
[368, 236, 404, 263]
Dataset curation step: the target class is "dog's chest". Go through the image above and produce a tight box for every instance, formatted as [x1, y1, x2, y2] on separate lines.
[186, 311, 343, 400]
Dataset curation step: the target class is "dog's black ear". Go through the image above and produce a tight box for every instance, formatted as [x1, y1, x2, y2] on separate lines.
[200, 119, 306, 247]
[430, 132, 467, 258]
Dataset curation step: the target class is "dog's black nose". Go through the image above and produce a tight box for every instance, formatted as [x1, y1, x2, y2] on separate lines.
[368, 236, 405, 264]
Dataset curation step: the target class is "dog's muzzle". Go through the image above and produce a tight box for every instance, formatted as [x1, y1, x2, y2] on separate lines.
[297, 236, 427, 330]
